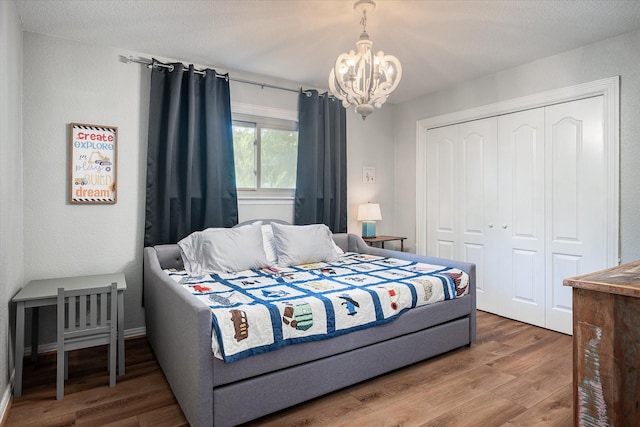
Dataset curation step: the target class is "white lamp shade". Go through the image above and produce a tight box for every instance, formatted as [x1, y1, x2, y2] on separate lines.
[357, 203, 382, 221]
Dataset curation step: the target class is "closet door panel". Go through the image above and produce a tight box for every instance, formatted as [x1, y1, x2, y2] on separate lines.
[511, 249, 540, 303]
[462, 137, 486, 234]
[435, 240, 455, 260]
[426, 125, 459, 259]
[459, 118, 498, 313]
[550, 253, 580, 315]
[512, 127, 538, 237]
[497, 108, 545, 326]
[551, 120, 580, 239]
[545, 96, 606, 334]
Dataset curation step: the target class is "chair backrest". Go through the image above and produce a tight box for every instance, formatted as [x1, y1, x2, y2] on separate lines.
[57, 282, 117, 348]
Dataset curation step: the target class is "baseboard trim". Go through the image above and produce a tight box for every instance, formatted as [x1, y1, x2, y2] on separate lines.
[124, 327, 146, 339]
[0, 371, 14, 426]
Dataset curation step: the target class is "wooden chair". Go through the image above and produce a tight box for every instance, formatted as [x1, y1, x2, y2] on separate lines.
[56, 282, 117, 400]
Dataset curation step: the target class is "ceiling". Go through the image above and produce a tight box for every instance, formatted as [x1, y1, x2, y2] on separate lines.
[15, 0, 640, 104]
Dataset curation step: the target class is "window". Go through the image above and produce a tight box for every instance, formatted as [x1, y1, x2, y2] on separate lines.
[232, 113, 298, 196]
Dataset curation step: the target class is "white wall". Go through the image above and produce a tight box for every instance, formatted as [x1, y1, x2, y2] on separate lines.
[393, 29, 640, 262]
[0, 0, 24, 413]
[22, 32, 149, 342]
[20, 32, 394, 346]
[346, 107, 398, 247]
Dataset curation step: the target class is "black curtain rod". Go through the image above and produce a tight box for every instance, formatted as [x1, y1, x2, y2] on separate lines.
[125, 56, 317, 96]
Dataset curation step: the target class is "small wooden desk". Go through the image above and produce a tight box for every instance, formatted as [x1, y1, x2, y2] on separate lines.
[564, 261, 640, 426]
[362, 235, 407, 251]
[13, 273, 127, 397]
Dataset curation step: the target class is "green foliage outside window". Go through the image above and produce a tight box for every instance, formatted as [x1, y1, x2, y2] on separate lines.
[232, 118, 298, 192]
[261, 128, 297, 189]
[232, 125, 256, 189]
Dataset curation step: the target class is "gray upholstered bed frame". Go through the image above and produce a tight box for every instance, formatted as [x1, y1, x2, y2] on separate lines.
[143, 232, 476, 426]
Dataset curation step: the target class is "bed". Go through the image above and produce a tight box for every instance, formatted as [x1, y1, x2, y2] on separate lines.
[143, 221, 476, 426]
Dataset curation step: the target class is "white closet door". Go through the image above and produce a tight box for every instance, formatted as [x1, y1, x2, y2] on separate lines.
[458, 118, 498, 313]
[426, 124, 459, 260]
[424, 93, 615, 335]
[545, 96, 607, 334]
[497, 108, 546, 326]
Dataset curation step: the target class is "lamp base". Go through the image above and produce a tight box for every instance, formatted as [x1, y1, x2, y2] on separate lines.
[362, 221, 376, 238]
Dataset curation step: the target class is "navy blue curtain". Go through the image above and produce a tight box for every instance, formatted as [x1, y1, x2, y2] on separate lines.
[144, 61, 238, 246]
[294, 90, 347, 233]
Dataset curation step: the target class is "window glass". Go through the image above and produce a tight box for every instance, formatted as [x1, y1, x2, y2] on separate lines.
[260, 128, 298, 189]
[232, 114, 298, 195]
[232, 124, 257, 189]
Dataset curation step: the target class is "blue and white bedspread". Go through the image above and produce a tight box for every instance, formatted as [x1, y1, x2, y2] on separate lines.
[165, 252, 469, 363]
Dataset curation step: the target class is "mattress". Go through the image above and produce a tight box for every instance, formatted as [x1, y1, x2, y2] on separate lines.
[165, 252, 469, 362]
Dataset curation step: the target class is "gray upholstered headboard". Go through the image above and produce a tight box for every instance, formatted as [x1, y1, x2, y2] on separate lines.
[234, 219, 289, 228]
[153, 244, 185, 270]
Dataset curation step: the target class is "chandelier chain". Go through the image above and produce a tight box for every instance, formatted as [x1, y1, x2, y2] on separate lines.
[360, 10, 367, 33]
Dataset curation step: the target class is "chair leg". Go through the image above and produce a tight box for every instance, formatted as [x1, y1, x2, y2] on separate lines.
[64, 352, 69, 380]
[56, 348, 64, 400]
[109, 343, 116, 387]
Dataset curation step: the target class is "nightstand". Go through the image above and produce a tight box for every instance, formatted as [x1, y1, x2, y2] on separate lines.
[362, 235, 407, 251]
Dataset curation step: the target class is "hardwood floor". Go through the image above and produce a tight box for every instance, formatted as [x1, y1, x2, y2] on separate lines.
[5, 311, 573, 426]
[6, 338, 188, 427]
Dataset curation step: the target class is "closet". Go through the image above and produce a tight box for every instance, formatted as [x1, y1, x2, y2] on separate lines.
[425, 96, 611, 334]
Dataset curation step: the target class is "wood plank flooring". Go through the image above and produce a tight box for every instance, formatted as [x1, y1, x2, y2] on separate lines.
[5, 311, 573, 426]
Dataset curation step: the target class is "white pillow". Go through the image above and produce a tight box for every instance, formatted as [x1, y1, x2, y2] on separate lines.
[271, 223, 342, 267]
[178, 222, 269, 274]
[332, 237, 345, 255]
[261, 224, 278, 265]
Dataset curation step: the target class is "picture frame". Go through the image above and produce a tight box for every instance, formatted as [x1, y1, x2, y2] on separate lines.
[69, 122, 118, 204]
[363, 166, 376, 184]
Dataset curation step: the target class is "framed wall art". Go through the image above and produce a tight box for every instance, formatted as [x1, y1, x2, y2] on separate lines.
[362, 166, 376, 184]
[69, 122, 118, 204]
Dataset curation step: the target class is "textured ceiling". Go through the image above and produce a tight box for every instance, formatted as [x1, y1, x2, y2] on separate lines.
[15, 0, 640, 103]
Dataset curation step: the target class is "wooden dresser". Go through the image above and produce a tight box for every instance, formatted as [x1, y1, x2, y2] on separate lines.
[563, 261, 640, 426]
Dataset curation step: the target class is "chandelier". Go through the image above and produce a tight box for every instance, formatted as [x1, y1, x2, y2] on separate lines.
[329, 0, 402, 120]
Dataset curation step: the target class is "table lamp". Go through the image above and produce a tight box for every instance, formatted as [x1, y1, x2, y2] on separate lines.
[357, 203, 382, 238]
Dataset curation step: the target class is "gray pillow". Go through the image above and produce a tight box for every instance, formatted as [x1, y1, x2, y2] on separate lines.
[178, 222, 269, 274]
[271, 223, 341, 267]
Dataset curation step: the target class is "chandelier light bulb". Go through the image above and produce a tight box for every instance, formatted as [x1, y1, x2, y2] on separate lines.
[328, 0, 402, 120]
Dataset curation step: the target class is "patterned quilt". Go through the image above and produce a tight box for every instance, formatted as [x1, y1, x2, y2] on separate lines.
[165, 252, 469, 362]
